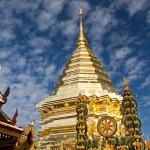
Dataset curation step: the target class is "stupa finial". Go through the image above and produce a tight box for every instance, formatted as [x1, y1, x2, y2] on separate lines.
[124, 77, 128, 86]
[76, 4, 88, 48]
[124, 77, 130, 91]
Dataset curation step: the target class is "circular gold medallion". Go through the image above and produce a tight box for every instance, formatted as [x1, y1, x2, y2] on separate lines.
[97, 116, 117, 137]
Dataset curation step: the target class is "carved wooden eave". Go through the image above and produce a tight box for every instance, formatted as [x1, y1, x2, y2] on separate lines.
[0, 121, 24, 148]
[0, 121, 23, 137]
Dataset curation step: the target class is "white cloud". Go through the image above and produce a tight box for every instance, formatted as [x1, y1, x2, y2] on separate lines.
[29, 37, 51, 48]
[112, 0, 149, 16]
[45, 65, 55, 76]
[142, 96, 150, 107]
[33, 48, 45, 54]
[125, 57, 145, 75]
[104, 47, 133, 80]
[82, 5, 118, 63]
[0, 1, 24, 43]
[42, 0, 65, 15]
[140, 75, 150, 88]
[123, 56, 146, 83]
[87, 6, 117, 41]
[128, 0, 147, 16]
[125, 74, 139, 83]
[0, 29, 16, 43]
[125, 57, 137, 70]
[114, 47, 132, 60]
[0, 0, 40, 21]
[17, 57, 27, 68]
[59, 20, 78, 36]
[0, 49, 12, 59]
[36, 11, 54, 31]
[128, 61, 145, 75]
[107, 31, 137, 50]
[36, 0, 66, 31]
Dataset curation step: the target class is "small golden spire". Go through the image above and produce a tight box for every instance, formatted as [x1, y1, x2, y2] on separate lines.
[124, 77, 128, 86]
[76, 5, 88, 48]
[79, 5, 83, 16]
[124, 77, 130, 90]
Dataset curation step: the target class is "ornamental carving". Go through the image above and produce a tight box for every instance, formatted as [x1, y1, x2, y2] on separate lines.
[97, 116, 117, 137]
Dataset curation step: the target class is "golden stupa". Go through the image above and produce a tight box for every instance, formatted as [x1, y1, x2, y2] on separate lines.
[36, 6, 124, 150]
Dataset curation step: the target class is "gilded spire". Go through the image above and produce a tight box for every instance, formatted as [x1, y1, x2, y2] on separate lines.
[124, 77, 128, 86]
[76, 6, 88, 48]
[124, 77, 130, 90]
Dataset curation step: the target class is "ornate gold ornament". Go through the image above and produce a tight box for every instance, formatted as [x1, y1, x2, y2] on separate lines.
[97, 116, 117, 137]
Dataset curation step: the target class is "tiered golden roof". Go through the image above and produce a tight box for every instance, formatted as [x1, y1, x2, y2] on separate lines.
[54, 6, 115, 93]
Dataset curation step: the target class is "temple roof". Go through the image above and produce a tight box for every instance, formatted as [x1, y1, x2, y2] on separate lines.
[54, 46, 115, 91]
[0, 121, 23, 135]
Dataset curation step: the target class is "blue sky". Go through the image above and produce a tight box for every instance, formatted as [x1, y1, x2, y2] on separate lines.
[0, 0, 150, 140]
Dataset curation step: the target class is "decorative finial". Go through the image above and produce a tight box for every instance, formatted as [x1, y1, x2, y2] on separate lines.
[124, 77, 130, 90]
[124, 77, 128, 86]
[76, 5, 88, 48]
[10, 108, 18, 125]
[31, 117, 36, 126]
[79, 5, 83, 16]
[79, 0, 82, 15]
